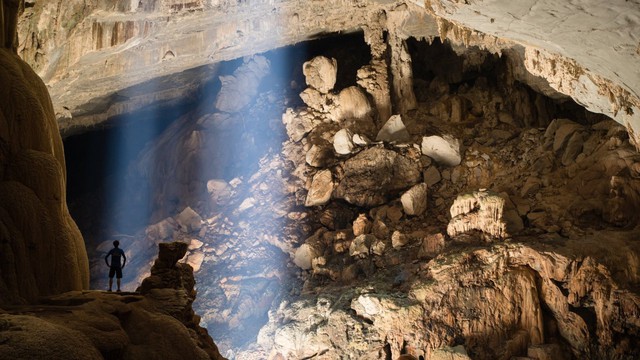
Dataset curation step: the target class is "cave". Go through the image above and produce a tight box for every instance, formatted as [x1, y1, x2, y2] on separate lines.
[2, 1, 640, 360]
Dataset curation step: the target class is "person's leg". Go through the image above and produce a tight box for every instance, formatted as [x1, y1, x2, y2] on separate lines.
[108, 267, 115, 291]
[116, 268, 122, 291]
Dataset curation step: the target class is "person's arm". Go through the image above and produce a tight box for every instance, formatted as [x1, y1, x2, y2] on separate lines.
[105, 250, 111, 267]
[122, 251, 126, 269]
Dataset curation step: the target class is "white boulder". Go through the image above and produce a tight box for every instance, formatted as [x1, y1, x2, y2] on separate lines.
[376, 114, 411, 142]
[421, 135, 462, 167]
[302, 56, 337, 93]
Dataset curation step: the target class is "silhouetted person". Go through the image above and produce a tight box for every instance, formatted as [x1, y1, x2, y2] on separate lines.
[105, 240, 126, 292]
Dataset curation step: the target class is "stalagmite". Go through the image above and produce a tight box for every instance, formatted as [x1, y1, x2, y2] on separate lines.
[447, 190, 508, 239]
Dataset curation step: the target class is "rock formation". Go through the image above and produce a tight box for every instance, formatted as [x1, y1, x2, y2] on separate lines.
[14, 0, 640, 144]
[0, 0, 88, 305]
[447, 190, 508, 239]
[0, 242, 224, 360]
[4, 1, 640, 359]
[68, 41, 640, 358]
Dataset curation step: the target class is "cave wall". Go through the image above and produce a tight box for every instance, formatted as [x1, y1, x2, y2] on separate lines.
[0, 0, 88, 304]
[14, 0, 640, 145]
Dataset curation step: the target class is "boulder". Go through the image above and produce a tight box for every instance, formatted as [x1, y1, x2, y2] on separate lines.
[421, 135, 462, 167]
[207, 179, 232, 206]
[293, 244, 318, 270]
[391, 231, 409, 249]
[299, 87, 325, 112]
[400, 183, 428, 216]
[430, 345, 471, 360]
[562, 131, 586, 165]
[352, 213, 372, 236]
[334, 148, 421, 207]
[376, 114, 411, 142]
[333, 128, 356, 155]
[349, 234, 376, 257]
[305, 170, 334, 207]
[334, 86, 373, 122]
[306, 143, 333, 167]
[302, 56, 337, 93]
[282, 108, 317, 142]
[447, 190, 508, 239]
[176, 207, 203, 233]
[423, 166, 442, 187]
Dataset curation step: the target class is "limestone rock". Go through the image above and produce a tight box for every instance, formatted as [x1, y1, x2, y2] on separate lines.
[334, 86, 374, 123]
[305, 170, 333, 207]
[293, 244, 318, 270]
[146, 217, 179, 241]
[562, 131, 586, 165]
[334, 147, 421, 207]
[391, 231, 409, 249]
[303, 56, 337, 93]
[400, 183, 428, 216]
[215, 55, 270, 112]
[186, 252, 205, 272]
[423, 166, 442, 187]
[349, 234, 376, 258]
[0, 314, 103, 359]
[430, 345, 471, 360]
[421, 135, 462, 167]
[418, 233, 446, 258]
[447, 190, 508, 239]
[207, 179, 232, 206]
[333, 128, 356, 155]
[306, 143, 333, 167]
[0, 33, 88, 304]
[176, 207, 203, 233]
[376, 114, 411, 142]
[357, 59, 392, 124]
[527, 344, 567, 360]
[353, 214, 372, 236]
[352, 133, 371, 146]
[299, 87, 326, 112]
[351, 294, 382, 321]
[282, 108, 317, 142]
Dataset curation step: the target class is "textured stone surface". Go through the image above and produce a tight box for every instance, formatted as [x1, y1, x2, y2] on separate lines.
[302, 56, 337, 94]
[0, 6, 88, 305]
[334, 147, 422, 207]
[421, 135, 462, 167]
[0, 242, 223, 360]
[48, 31, 640, 359]
[13, 0, 640, 146]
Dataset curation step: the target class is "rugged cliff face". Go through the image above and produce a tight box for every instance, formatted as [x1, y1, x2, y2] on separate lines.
[16, 0, 640, 143]
[0, 0, 88, 305]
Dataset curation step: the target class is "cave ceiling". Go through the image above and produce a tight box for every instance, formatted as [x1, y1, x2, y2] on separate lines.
[17, 0, 640, 143]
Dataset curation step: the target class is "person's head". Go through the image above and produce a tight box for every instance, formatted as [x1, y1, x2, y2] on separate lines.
[113, 240, 120, 248]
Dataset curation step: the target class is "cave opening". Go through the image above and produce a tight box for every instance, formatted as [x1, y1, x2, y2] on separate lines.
[60, 29, 637, 358]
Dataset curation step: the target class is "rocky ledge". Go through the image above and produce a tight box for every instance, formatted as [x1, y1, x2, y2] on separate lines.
[0, 242, 224, 360]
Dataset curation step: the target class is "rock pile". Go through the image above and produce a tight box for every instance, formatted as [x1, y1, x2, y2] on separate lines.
[79, 41, 640, 359]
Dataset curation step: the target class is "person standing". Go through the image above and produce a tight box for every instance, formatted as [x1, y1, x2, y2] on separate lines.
[105, 240, 126, 292]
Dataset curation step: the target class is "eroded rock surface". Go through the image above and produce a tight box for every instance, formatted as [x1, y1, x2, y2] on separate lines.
[0, 242, 224, 360]
[0, 3, 88, 305]
[69, 30, 640, 359]
[14, 0, 640, 144]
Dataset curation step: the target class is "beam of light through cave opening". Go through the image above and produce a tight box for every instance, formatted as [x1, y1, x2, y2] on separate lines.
[190, 44, 300, 356]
